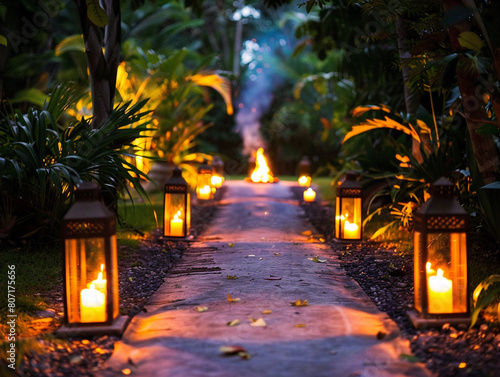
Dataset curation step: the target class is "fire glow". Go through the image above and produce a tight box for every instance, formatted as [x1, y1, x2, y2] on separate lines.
[250, 148, 278, 183]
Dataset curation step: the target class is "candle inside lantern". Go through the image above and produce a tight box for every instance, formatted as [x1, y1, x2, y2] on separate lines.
[428, 268, 453, 313]
[170, 211, 184, 237]
[303, 188, 316, 202]
[298, 175, 311, 187]
[198, 185, 211, 200]
[211, 175, 223, 189]
[80, 284, 106, 323]
[90, 264, 107, 294]
[343, 220, 359, 239]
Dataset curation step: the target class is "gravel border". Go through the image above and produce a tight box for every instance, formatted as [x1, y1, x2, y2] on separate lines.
[292, 186, 500, 377]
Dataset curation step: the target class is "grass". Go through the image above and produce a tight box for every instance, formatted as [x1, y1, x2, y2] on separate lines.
[117, 191, 164, 236]
[0, 243, 62, 338]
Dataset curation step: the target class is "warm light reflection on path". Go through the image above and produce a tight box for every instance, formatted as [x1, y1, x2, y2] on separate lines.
[100, 181, 433, 377]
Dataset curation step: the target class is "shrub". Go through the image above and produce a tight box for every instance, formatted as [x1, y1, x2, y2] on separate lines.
[0, 85, 152, 241]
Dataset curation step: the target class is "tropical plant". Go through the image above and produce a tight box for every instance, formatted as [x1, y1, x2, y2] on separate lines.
[342, 102, 467, 239]
[0, 84, 152, 241]
[471, 275, 500, 327]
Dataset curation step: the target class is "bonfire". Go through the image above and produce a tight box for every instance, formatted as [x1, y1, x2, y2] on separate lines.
[250, 148, 277, 183]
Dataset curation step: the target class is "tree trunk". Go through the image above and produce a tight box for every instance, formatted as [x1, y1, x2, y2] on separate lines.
[443, 0, 500, 185]
[395, 15, 429, 163]
[75, 0, 121, 129]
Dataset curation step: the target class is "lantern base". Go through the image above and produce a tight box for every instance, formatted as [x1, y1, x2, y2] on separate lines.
[56, 315, 130, 337]
[407, 309, 470, 329]
[331, 238, 363, 244]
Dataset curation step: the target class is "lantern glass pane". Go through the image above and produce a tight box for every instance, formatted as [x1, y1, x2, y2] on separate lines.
[425, 232, 467, 314]
[414, 231, 422, 312]
[339, 197, 361, 239]
[186, 193, 191, 230]
[196, 173, 213, 200]
[110, 234, 119, 319]
[335, 197, 340, 238]
[65, 238, 107, 323]
[164, 192, 187, 237]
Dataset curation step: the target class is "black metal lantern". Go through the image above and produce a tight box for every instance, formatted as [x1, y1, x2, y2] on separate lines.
[298, 156, 311, 187]
[164, 167, 190, 238]
[196, 159, 214, 202]
[211, 155, 224, 189]
[335, 171, 362, 241]
[59, 182, 127, 335]
[409, 177, 470, 328]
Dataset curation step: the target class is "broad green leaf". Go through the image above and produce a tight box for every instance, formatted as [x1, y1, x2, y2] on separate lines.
[476, 123, 499, 135]
[0, 34, 6, 46]
[343, 117, 420, 144]
[292, 40, 308, 58]
[10, 88, 47, 107]
[190, 73, 233, 115]
[458, 31, 484, 52]
[481, 181, 500, 189]
[86, 0, 108, 27]
[55, 34, 85, 56]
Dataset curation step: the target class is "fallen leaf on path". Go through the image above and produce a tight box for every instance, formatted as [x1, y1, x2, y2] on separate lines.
[228, 243, 235, 247]
[295, 323, 306, 328]
[273, 252, 281, 256]
[227, 275, 238, 280]
[399, 353, 420, 363]
[376, 331, 386, 340]
[227, 293, 241, 302]
[262, 309, 272, 314]
[227, 319, 240, 326]
[319, 238, 325, 243]
[220, 346, 251, 360]
[308, 255, 326, 263]
[264, 276, 282, 280]
[291, 299, 309, 307]
[302, 230, 312, 236]
[195, 306, 208, 312]
[259, 257, 263, 260]
[247, 254, 255, 257]
[249, 318, 267, 327]
[121, 368, 132, 375]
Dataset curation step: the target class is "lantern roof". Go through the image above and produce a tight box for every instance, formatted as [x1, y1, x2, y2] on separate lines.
[62, 181, 114, 222]
[338, 171, 362, 190]
[416, 177, 466, 217]
[166, 167, 188, 186]
[198, 159, 212, 173]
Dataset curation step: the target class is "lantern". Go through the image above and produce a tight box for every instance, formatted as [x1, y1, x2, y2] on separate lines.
[335, 171, 362, 241]
[196, 159, 214, 203]
[164, 167, 190, 238]
[59, 182, 127, 335]
[408, 177, 470, 328]
[211, 156, 224, 189]
[298, 156, 311, 187]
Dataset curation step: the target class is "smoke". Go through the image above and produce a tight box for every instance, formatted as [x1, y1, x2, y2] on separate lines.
[235, 34, 291, 155]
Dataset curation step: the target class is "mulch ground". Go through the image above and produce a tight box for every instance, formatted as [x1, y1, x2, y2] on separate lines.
[292, 186, 500, 377]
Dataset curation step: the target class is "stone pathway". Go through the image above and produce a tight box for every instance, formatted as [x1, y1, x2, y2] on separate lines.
[99, 181, 433, 377]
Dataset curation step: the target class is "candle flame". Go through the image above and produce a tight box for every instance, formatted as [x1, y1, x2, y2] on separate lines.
[298, 175, 311, 187]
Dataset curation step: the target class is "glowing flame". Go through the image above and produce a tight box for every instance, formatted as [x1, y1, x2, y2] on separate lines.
[250, 148, 274, 183]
